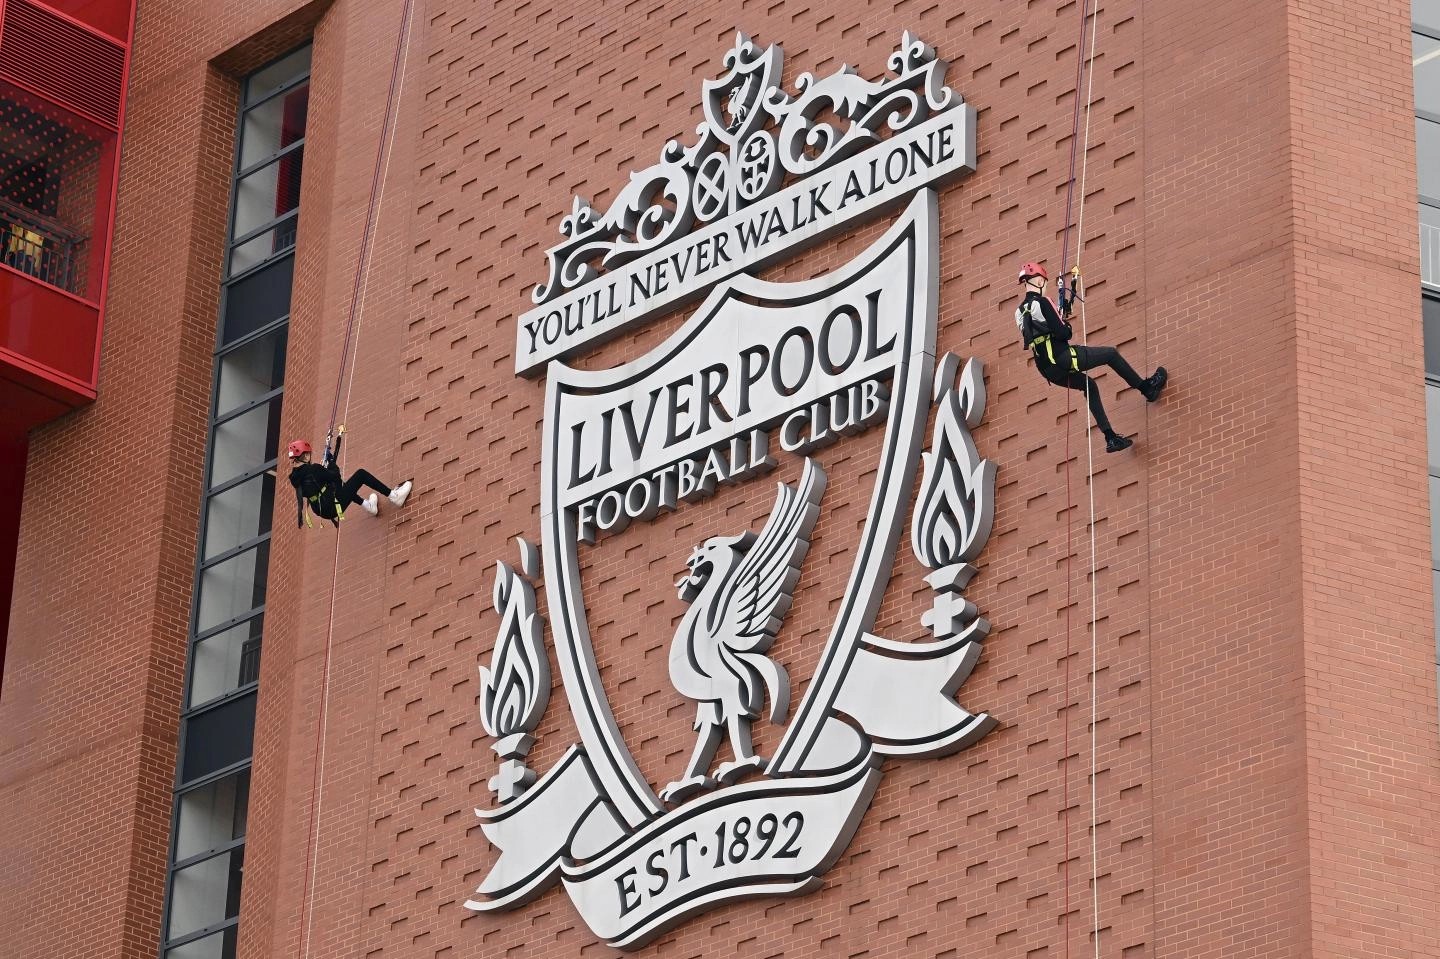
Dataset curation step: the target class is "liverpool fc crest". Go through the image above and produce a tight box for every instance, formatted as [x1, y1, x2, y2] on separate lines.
[467, 32, 995, 948]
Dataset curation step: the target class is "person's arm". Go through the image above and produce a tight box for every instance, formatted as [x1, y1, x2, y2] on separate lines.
[1057, 268, 1083, 317]
[1038, 295, 1073, 338]
[324, 429, 343, 469]
[292, 474, 311, 529]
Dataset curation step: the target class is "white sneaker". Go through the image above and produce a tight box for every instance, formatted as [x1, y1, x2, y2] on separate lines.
[361, 493, 379, 516]
[389, 481, 412, 508]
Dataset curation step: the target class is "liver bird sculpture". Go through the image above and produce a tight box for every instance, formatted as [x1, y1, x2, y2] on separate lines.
[660, 458, 826, 805]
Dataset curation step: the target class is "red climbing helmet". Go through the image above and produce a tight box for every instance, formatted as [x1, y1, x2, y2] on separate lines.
[1018, 261, 1048, 284]
[286, 439, 313, 460]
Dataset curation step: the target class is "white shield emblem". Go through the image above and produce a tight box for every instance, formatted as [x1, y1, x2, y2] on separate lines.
[468, 32, 995, 950]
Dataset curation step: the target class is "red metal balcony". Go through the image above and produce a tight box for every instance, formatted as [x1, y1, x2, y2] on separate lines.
[0, 0, 131, 428]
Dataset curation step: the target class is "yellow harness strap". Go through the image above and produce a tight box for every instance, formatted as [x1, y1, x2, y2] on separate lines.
[308, 485, 345, 524]
[1030, 334, 1079, 372]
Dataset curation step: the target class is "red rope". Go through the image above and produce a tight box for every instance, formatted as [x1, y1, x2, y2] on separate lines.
[1059, 0, 1094, 280]
[1062, 388, 1073, 959]
[295, 539, 345, 957]
[295, 1, 415, 954]
[326, 0, 417, 439]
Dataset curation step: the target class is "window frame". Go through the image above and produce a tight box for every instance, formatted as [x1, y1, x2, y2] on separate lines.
[242, 43, 314, 107]
[205, 394, 284, 490]
[1418, 27, 1440, 207]
[177, 686, 259, 786]
[183, 611, 263, 710]
[228, 206, 300, 252]
[162, 915, 241, 955]
[191, 537, 272, 639]
[229, 148, 306, 243]
[212, 319, 290, 422]
[224, 56, 310, 280]
[159, 41, 310, 958]
[1425, 292, 1440, 684]
[235, 135, 306, 183]
[161, 846, 246, 946]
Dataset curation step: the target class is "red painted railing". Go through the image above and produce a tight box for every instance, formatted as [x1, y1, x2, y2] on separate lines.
[0, 0, 132, 420]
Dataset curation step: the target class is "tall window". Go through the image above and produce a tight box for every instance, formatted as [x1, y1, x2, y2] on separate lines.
[1417, 2, 1440, 702]
[1426, 295, 1440, 638]
[1418, 4, 1440, 289]
[158, 44, 310, 959]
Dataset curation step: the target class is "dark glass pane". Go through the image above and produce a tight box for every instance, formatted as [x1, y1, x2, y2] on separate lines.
[181, 692, 256, 783]
[216, 327, 287, 418]
[222, 253, 293, 343]
[174, 769, 250, 862]
[1425, 296, 1440, 376]
[244, 46, 312, 105]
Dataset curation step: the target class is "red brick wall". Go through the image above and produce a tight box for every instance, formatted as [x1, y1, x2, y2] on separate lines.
[1140, 1, 1314, 955]
[4, 1, 1438, 958]
[1288, 1, 1440, 955]
[0, 2, 327, 957]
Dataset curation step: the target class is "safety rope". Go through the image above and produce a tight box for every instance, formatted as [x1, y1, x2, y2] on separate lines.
[1055, 0, 1103, 956]
[1075, 3, 1104, 955]
[295, 2, 416, 956]
[1058, 0, 1093, 282]
[325, 0, 415, 440]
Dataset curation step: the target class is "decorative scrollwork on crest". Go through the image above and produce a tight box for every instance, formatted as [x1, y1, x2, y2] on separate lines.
[765, 32, 954, 178]
[531, 30, 961, 306]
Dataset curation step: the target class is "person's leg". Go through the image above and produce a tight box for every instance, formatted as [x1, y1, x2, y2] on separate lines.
[340, 468, 391, 505]
[1072, 345, 1146, 391]
[1060, 371, 1116, 436]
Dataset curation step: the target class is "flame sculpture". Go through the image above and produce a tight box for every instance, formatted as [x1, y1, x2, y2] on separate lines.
[911, 354, 997, 638]
[479, 537, 550, 802]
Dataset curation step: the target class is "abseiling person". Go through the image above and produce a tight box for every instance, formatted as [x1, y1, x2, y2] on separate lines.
[287, 425, 413, 528]
[1014, 261, 1167, 452]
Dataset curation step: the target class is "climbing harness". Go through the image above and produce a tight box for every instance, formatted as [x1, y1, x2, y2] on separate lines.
[1053, 0, 1104, 957]
[1029, 331, 1080, 373]
[1014, 288, 1080, 374]
[303, 485, 345, 527]
[295, 2, 417, 957]
[292, 429, 350, 528]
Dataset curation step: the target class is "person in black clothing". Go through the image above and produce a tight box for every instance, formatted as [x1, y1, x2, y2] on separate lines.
[287, 425, 413, 528]
[1014, 261, 1167, 453]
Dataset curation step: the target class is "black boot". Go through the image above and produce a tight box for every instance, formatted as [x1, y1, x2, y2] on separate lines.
[1141, 367, 1168, 402]
[1105, 432, 1133, 453]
